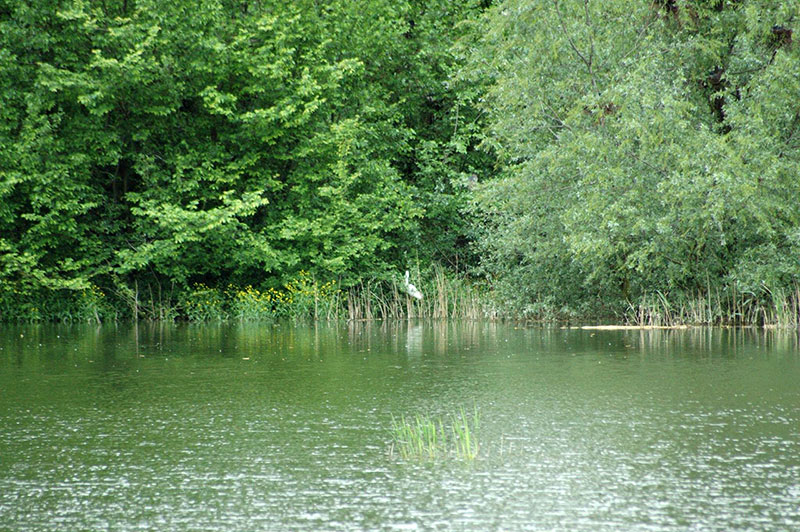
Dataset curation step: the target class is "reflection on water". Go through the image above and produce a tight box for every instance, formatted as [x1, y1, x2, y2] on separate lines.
[1, 323, 799, 531]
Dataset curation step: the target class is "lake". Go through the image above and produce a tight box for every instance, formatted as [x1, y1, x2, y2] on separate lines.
[1, 322, 799, 531]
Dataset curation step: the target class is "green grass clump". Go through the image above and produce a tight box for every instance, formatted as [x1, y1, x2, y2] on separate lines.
[390, 407, 480, 461]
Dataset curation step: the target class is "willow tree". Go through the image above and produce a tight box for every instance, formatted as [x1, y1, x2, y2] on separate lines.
[467, 0, 800, 318]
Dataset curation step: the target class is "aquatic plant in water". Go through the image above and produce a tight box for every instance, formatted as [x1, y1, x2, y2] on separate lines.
[390, 407, 480, 461]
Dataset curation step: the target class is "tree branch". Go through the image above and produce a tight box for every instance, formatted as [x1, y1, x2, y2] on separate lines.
[554, 0, 599, 95]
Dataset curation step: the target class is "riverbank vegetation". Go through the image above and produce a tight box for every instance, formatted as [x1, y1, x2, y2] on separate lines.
[2, 1, 799, 326]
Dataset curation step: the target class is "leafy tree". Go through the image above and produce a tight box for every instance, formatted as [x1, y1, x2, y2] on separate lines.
[468, 0, 800, 318]
[0, 0, 493, 318]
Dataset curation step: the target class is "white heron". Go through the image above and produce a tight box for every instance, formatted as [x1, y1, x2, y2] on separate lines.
[404, 270, 423, 300]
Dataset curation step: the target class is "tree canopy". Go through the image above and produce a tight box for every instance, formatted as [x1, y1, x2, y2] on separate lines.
[1, 0, 489, 318]
[468, 0, 800, 319]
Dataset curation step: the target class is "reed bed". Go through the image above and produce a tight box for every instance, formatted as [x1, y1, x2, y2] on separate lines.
[346, 266, 497, 322]
[167, 267, 495, 323]
[5, 268, 800, 328]
[624, 284, 800, 328]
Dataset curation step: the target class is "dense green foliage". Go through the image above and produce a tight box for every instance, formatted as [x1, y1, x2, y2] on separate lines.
[468, 0, 800, 322]
[2, 0, 798, 324]
[0, 0, 489, 320]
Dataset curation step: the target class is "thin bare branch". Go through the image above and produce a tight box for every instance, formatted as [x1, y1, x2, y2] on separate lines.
[554, 0, 599, 95]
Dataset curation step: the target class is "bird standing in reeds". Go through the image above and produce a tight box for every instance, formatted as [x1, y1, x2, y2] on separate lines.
[404, 270, 423, 300]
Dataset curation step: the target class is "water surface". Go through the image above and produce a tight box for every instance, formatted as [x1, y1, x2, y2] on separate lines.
[1, 323, 799, 531]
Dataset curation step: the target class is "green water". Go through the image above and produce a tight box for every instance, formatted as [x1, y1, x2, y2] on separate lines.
[1, 323, 799, 531]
